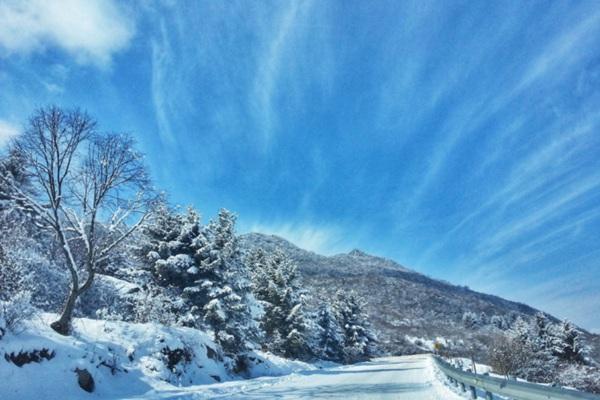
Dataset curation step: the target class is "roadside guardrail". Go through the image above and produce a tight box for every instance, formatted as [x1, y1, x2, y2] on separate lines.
[433, 356, 600, 400]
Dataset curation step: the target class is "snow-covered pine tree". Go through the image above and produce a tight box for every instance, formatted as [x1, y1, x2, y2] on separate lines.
[194, 209, 257, 356]
[253, 249, 291, 339]
[491, 315, 508, 330]
[245, 247, 271, 302]
[334, 290, 377, 363]
[462, 311, 479, 329]
[141, 206, 258, 357]
[531, 312, 559, 355]
[138, 203, 204, 325]
[510, 316, 531, 344]
[555, 320, 586, 364]
[139, 202, 185, 263]
[315, 303, 345, 362]
[147, 206, 201, 289]
[479, 311, 489, 326]
[248, 248, 313, 360]
[281, 301, 313, 360]
[509, 313, 559, 382]
[270, 251, 312, 359]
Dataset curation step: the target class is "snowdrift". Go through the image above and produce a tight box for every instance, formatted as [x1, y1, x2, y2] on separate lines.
[0, 314, 312, 400]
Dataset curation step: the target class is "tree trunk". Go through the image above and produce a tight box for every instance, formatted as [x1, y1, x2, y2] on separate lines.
[50, 286, 78, 335]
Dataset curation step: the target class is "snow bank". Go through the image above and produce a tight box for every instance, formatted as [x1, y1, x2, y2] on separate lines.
[0, 314, 313, 400]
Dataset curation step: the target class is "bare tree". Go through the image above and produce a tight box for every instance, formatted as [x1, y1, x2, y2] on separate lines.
[488, 334, 528, 378]
[0, 106, 152, 335]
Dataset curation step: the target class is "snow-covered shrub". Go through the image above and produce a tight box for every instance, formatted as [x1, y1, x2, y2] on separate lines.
[488, 334, 528, 378]
[558, 364, 600, 394]
[0, 209, 66, 314]
[489, 313, 596, 389]
[131, 286, 181, 326]
[0, 230, 37, 335]
[28, 260, 69, 312]
[0, 291, 36, 335]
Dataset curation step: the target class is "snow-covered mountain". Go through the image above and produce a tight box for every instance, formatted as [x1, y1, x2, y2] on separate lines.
[239, 233, 600, 361]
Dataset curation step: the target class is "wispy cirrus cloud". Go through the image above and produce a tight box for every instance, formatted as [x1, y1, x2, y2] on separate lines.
[393, 5, 600, 222]
[250, 0, 316, 147]
[3, 1, 597, 330]
[0, 0, 134, 66]
[150, 20, 176, 145]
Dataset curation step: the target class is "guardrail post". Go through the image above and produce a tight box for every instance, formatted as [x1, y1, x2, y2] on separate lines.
[469, 385, 477, 399]
[485, 391, 493, 400]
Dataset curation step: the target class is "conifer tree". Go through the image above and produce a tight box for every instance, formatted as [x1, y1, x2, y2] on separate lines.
[141, 206, 257, 355]
[247, 248, 313, 360]
[195, 209, 256, 355]
[334, 290, 377, 363]
[462, 311, 479, 329]
[316, 303, 345, 361]
[555, 320, 586, 364]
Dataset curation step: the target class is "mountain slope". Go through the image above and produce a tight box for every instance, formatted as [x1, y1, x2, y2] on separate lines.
[239, 233, 599, 360]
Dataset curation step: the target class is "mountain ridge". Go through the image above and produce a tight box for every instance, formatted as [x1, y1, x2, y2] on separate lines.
[239, 232, 599, 360]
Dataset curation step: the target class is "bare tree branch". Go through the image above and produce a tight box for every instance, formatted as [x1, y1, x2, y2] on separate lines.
[3, 106, 152, 335]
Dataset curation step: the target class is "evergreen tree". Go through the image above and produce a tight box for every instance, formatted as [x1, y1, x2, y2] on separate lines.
[281, 302, 313, 359]
[194, 209, 256, 355]
[141, 203, 200, 289]
[479, 311, 489, 326]
[141, 206, 257, 356]
[315, 303, 345, 361]
[334, 290, 377, 363]
[555, 320, 586, 364]
[509, 314, 559, 382]
[531, 312, 559, 355]
[246, 247, 271, 302]
[510, 317, 531, 344]
[247, 248, 313, 360]
[491, 315, 508, 330]
[462, 311, 479, 329]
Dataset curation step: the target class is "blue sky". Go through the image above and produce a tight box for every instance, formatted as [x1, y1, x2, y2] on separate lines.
[1, 1, 599, 331]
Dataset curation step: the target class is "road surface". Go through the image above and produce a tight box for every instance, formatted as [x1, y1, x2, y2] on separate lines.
[148, 355, 464, 399]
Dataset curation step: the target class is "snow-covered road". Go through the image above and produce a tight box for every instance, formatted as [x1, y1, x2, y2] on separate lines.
[143, 354, 463, 399]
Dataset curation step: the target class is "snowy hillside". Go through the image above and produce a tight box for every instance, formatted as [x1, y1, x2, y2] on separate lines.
[0, 314, 312, 400]
[239, 233, 600, 361]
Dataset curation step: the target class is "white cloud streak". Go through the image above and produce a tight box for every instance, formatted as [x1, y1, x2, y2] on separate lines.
[150, 20, 176, 145]
[0, 0, 134, 66]
[250, 0, 317, 148]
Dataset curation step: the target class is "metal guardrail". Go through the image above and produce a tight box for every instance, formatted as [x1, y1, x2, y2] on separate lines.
[433, 356, 600, 400]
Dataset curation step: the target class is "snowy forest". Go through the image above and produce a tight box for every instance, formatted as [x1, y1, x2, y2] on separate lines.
[0, 107, 599, 396]
[0, 107, 377, 394]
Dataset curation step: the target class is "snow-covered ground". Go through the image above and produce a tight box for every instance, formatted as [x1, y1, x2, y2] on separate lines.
[0, 315, 313, 400]
[133, 354, 464, 399]
[0, 314, 470, 399]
